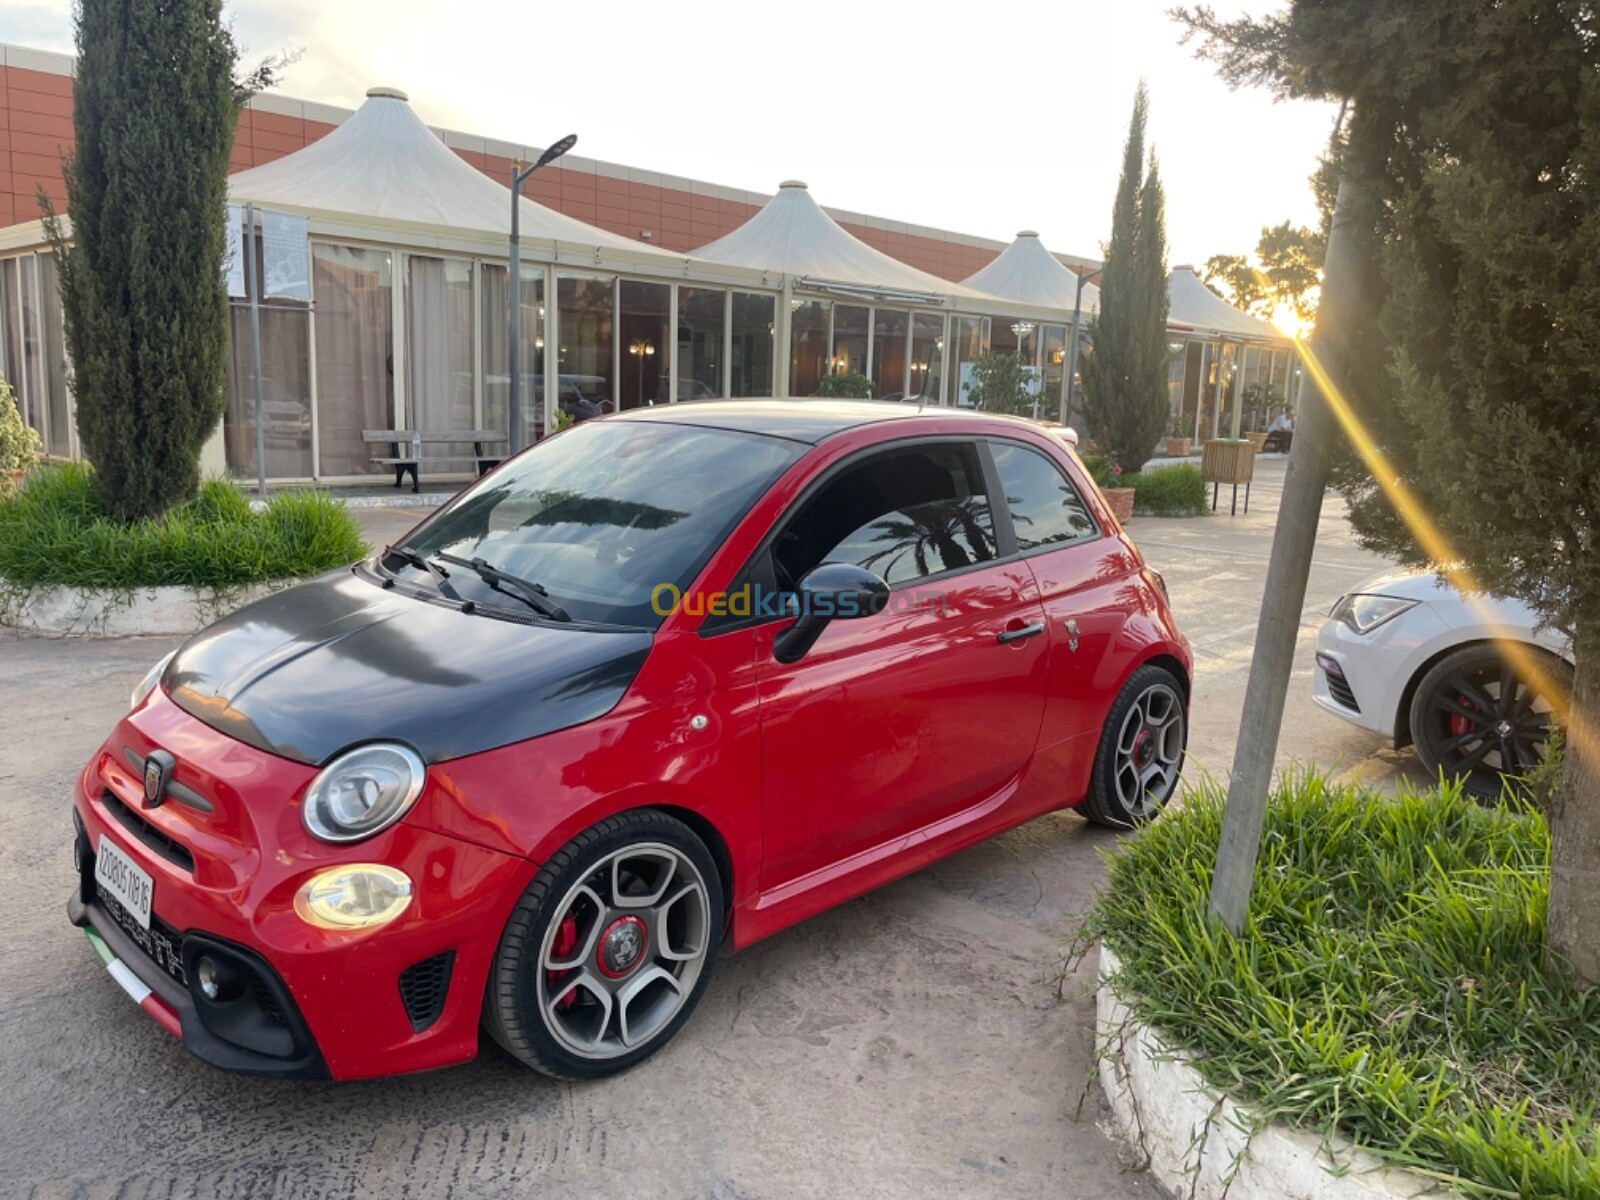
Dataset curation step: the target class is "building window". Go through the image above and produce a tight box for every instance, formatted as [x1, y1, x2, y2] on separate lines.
[406, 256, 474, 451]
[789, 298, 830, 396]
[222, 231, 314, 480]
[909, 313, 944, 403]
[313, 243, 393, 478]
[1, 258, 38, 442]
[557, 275, 615, 416]
[481, 263, 543, 442]
[831, 303, 869, 380]
[731, 291, 775, 397]
[619, 280, 670, 411]
[37, 255, 72, 458]
[947, 315, 987, 406]
[677, 287, 725, 401]
[1041, 324, 1067, 417]
[871, 308, 909, 399]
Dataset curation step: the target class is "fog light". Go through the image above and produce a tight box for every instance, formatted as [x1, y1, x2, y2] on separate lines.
[197, 956, 221, 999]
[294, 864, 413, 931]
[194, 953, 244, 1002]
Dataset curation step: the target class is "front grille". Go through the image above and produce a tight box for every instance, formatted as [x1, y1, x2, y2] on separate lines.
[398, 951, 455, 1033]
[101, 790, 195, 872]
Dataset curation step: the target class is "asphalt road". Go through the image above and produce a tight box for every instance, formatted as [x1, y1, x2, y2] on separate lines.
[0, 458, 1420, 1200]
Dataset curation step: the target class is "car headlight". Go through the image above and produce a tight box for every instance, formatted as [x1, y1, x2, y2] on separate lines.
[301, 743, 426, 844]
[1330, 593, 1418, 635]
[294, 864, 413, 930]
[130, 651, 176, 711]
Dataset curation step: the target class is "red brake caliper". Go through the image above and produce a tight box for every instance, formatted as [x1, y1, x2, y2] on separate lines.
[1450, 695, 1476, 737]
[546, 914, 580, 1010]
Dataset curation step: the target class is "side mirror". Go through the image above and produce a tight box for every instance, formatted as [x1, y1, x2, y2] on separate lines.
[773, 563, 890, 664]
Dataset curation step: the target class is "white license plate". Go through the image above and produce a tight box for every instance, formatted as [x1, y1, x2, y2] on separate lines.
[94, 836, 153, 931]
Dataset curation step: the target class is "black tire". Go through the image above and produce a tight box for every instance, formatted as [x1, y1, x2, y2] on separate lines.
[1408, 643, 1571, 802]
[483, 809, 724, 1080]
[1080, 664, 1189, 829]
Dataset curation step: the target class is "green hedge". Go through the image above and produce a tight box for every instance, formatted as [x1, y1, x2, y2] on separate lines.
[1079, 456, 1207, 516]
[0, 462, 366, 590]
[1076, 774, 1600, 1198]
[1126, 463, 1206, 516]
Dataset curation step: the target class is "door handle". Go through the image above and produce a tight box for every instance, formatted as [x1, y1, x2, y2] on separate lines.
[997, 622, 1045, 645]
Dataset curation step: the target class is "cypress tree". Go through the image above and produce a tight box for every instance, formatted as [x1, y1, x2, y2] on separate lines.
[1080, 84, 1172, 473]
[44, 0, 239, 521]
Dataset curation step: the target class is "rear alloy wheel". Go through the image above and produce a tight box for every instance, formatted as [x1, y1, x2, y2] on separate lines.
[1409, 645, 1570, 801]
[1081, 664, 1188, 829]
[484, 810, 722, 1079]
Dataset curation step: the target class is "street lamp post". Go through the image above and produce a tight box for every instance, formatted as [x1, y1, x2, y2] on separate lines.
[1061, 267, 1103, 425]
[508, 133, 578, 454]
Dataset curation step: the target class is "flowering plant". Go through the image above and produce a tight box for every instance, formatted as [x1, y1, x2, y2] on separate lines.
[1108, 463, 1125, 487]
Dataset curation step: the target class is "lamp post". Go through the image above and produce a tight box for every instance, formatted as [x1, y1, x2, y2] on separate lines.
[1061, 267, 1103, 425]
[509, 132, 578, 454]
[628, 339, 656, 408]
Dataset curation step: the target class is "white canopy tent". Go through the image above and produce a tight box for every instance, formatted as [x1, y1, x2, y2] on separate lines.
[695, 183, 1067, 404]
[227, 87, 694, 268]
[695, 181, 1000, 305]
[962, 230, 1101, 315]
[1166, 264, 1281, 343]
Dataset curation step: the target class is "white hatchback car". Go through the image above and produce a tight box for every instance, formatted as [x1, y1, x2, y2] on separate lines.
[1313, 568, 1572, 798]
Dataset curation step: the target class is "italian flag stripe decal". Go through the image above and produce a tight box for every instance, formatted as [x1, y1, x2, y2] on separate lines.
[84, 928, 181, 1039]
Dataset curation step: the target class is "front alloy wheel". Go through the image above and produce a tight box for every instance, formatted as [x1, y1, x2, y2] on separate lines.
[485, 811, 722, 1079]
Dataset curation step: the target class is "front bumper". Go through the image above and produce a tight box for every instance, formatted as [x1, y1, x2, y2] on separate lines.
[69, 692, 535, 1080]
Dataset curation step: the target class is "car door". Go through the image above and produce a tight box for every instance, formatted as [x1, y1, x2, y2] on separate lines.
[986, 437, 1137, 792]
[748, 438, 1050, 891]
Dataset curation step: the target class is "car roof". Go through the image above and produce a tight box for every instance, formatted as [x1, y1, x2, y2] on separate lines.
[609, 399, 1042, 445]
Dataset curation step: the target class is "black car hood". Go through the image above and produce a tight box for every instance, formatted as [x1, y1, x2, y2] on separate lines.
[165, 570, 652, 766]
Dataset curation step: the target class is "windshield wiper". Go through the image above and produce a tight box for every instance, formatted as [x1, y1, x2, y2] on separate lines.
[435, 552, 571, 622]
[382, 545, 466, 602]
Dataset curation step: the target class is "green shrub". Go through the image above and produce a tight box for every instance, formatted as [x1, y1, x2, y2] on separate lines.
[1126, 463, 1206, 516]
[0, 376, 41, 476]
[0, 462, 366, 590]
[1075, 773, 1600, 1198]
[813, 371, 874, 399]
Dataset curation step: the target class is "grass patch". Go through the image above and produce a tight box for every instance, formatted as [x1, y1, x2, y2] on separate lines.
[0, 462, 366, 591]
[1076, 773, 1600, 1197]
[1126, 463, 1206, 516]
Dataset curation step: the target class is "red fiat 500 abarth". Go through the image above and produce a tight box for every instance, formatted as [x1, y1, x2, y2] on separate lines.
[70, 401, 1191, 1080]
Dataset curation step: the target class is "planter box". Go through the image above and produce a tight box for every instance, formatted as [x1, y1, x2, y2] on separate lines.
[1103, 486, 1135, 523]
[1202, 438, 1256, 485]
[1165, 437, 1191, 457]
[1097, 946, 1440, 1200]
[1245, 431, 1270, 453]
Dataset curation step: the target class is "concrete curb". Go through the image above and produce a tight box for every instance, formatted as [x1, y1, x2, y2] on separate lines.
[1096, 945, 1443, 1200]
[246, 492, 452, 512]
[1, 581, 281, 637]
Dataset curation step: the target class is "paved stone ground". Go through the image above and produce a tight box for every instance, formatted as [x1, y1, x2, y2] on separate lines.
[0, 458, 1420, 1199]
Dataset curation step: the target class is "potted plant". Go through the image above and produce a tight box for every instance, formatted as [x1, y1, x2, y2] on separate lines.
[1165, 414, 1191, 458]
[1102, 462, 1135, 522]
[0, 377, 41, 494]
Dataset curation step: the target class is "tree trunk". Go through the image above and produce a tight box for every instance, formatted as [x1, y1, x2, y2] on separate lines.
[1546, 625, 1600, 987]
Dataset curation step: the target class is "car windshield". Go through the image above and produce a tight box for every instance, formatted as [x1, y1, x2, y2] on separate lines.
[397, 419, 801, 628]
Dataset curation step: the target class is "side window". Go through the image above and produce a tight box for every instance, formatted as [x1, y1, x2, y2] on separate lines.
[989, 441, 1099, 551]
[773, 443, 996, 588]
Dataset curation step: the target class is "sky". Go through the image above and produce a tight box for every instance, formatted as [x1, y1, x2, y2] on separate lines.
[6, 0, 1338, 267]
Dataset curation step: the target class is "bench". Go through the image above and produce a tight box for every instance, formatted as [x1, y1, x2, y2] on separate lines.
[363, 429, 507, 493]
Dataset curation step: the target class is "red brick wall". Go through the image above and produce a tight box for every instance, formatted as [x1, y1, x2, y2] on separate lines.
[2, 62, 1000, 283]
